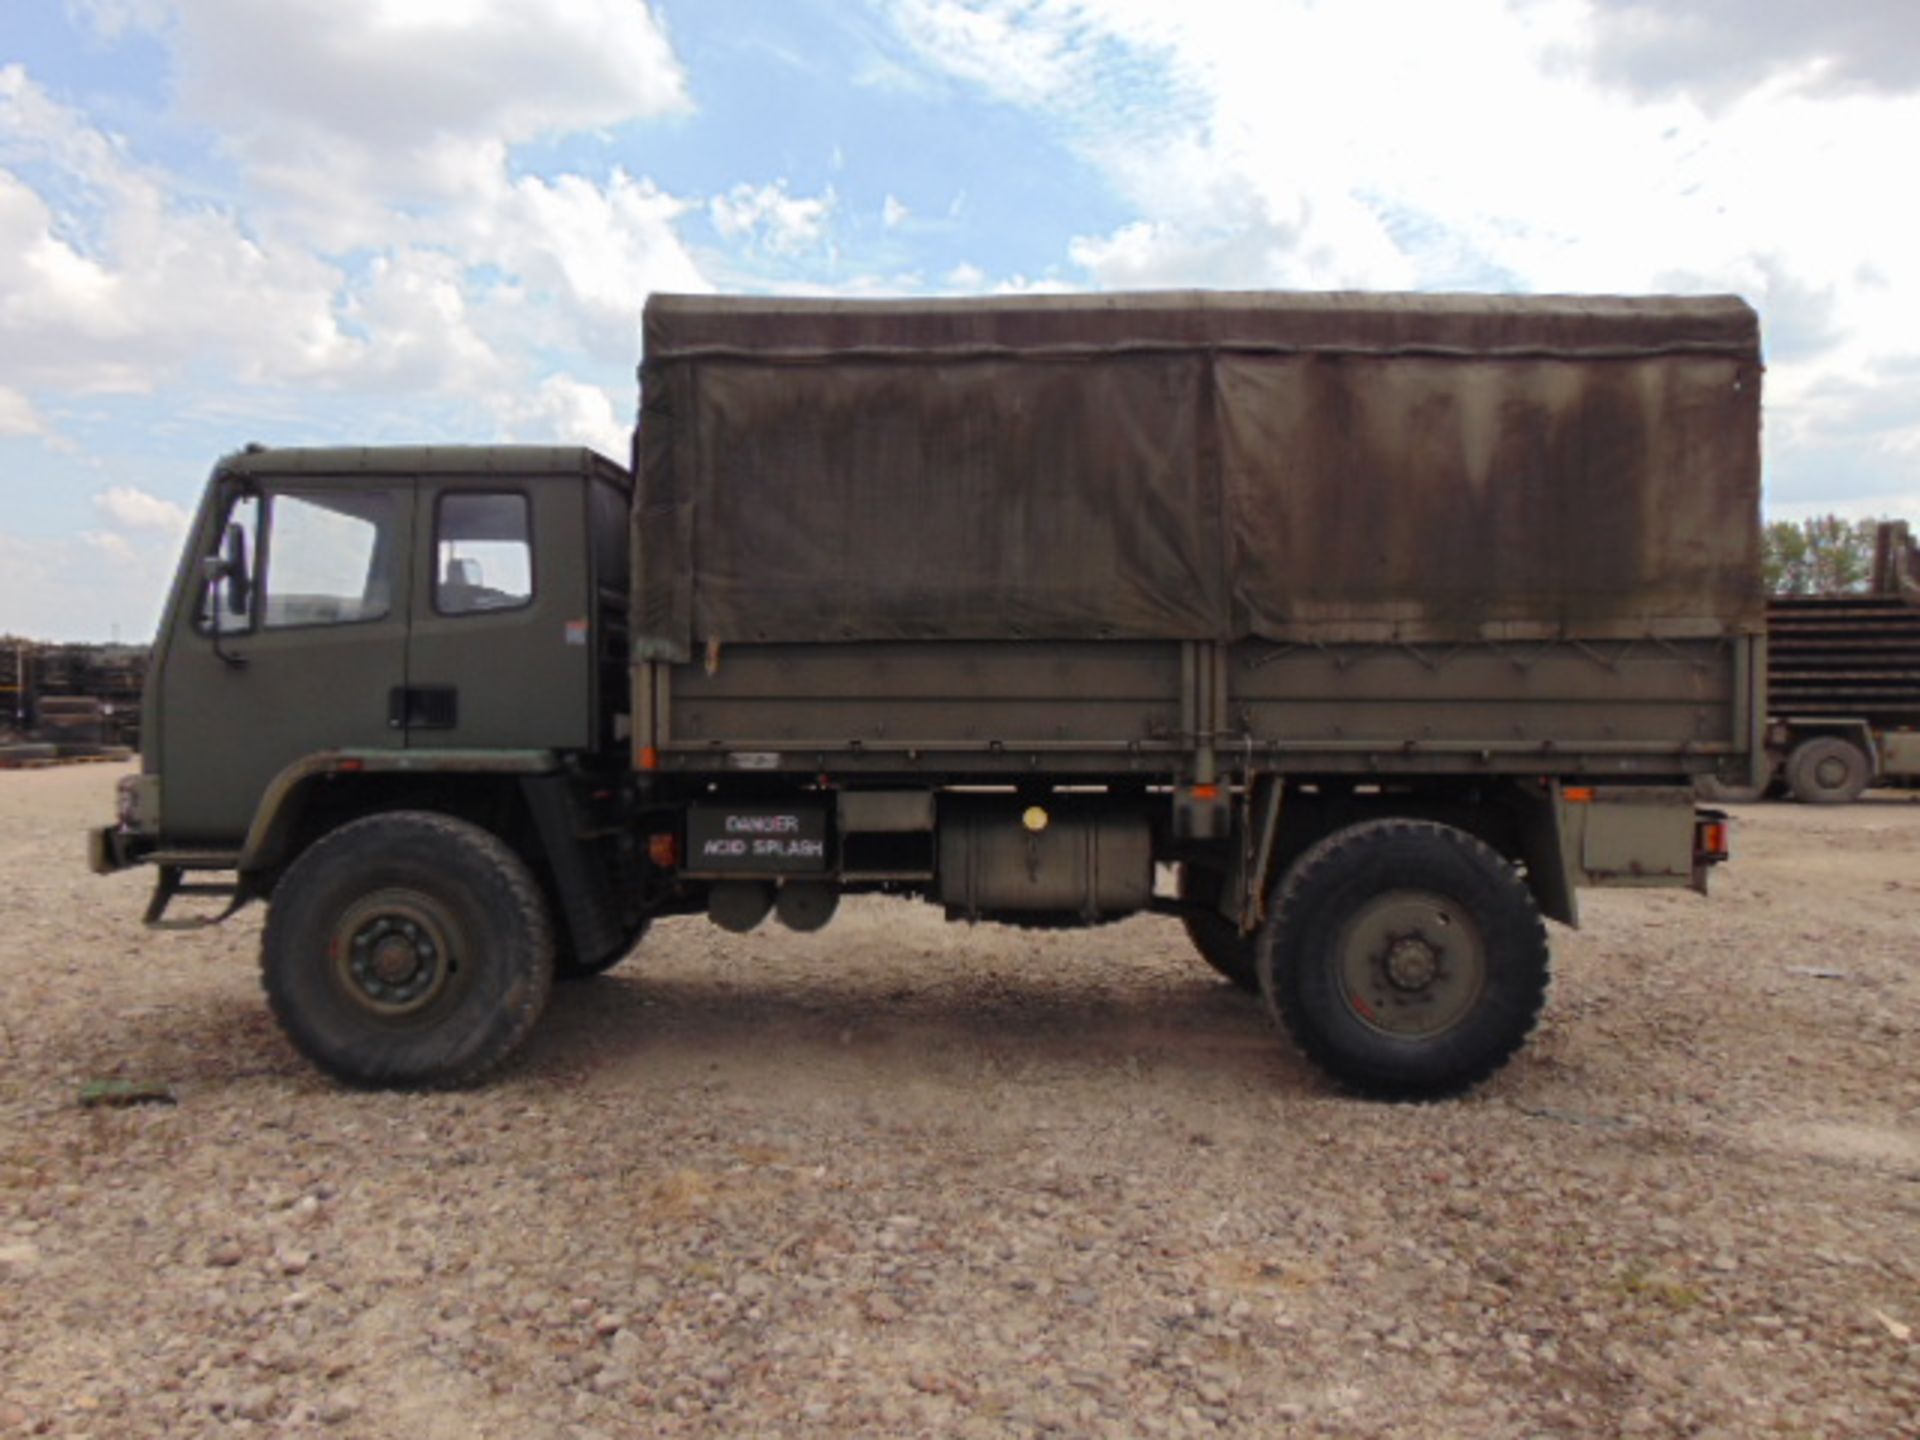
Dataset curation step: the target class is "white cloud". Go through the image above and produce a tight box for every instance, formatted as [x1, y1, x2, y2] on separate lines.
[93, 485, 189, 535]
[73, 0, 689, 232]
[710, 180, 836, 255]
[496, 374, 630, 460]
[1586, 0, 1920, 99]
[476, 169, 708, 360]
[336, 248, 506, 394]
[0, 385, 43, 436]
[2, 68, 355, 395]
[1, 15, 710, 424]
[882, 193, 910, 229]
[879, 0, 1080, 107]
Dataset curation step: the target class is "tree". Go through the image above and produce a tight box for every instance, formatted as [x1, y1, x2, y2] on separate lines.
[1762, 516, 1883, 595]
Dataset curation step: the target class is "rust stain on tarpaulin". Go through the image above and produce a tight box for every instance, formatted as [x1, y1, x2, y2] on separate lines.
[1556, 360, 1650, 617]
[1218, 350, 1758, 643]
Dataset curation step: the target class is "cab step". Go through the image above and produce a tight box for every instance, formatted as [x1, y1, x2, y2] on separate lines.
[144, 861, 253, 930]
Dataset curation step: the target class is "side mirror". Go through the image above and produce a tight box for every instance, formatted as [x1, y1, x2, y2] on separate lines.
[200, 520, 252, 668]
[221, 522, 252, 616]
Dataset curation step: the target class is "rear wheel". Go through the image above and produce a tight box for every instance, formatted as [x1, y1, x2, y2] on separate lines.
[1178, 864, 1259, 993]
[262, 811, 555, 1087]
[1257, 819, 1549, 1100]
[1785, 736, 1871, 805]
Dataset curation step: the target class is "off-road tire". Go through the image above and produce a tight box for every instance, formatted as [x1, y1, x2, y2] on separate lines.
[262, 811, 555, 1087]
[554, 918, 650, 981]
[1785, 736, 1872, 806]
[1179, 864, 1259, 993]
[1257, 819, 1549, 1101]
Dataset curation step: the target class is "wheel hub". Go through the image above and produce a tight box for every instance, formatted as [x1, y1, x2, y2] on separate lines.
[1336, 891, 1488, 1039]
[370, 934, 417, 983]
[336, 900, 454, 1014]
[1382, 933, 1441, 990]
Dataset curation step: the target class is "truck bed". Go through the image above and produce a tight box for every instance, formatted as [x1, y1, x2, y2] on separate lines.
[633, 291, 1764, 783]
[641, 633, 1754, 781]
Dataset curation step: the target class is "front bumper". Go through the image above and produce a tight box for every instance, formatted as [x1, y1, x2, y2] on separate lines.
[89, 824, 139, 875]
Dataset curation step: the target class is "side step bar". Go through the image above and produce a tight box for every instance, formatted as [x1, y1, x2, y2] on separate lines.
[142, 852, 252, 930]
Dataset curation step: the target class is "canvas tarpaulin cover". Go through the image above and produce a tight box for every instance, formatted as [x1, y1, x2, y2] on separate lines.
[634, 291, 1762, 662]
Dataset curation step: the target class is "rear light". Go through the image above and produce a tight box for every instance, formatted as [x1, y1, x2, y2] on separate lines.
[647, 832, 680, 869]
[1694, 813, 1730, 865]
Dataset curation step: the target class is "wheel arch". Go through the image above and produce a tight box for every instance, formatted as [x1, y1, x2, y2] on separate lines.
[238, 749, 563, 877]
[1237, 779, 1578, 933]
[238, 749, 638, 977]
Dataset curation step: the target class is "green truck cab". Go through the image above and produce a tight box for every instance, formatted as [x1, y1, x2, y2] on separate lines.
[95, 446, 648, 1073]
[96, 292, 1761, 1099]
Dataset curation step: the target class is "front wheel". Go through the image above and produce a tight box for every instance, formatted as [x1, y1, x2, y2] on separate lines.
[262, 811, 556, 1087]
[1257, 819, 1549, 1100]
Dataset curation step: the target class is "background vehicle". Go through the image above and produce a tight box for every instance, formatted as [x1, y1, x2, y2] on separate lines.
[93, 292, 1764, 1099]
[1703, 522, 1920, 804]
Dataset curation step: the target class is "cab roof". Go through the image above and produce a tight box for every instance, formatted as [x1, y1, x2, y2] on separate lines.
[215, 444, 629, 485]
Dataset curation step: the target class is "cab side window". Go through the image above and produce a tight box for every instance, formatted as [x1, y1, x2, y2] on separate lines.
[436, 492, 532, 615]
[262, 491, 395, 628]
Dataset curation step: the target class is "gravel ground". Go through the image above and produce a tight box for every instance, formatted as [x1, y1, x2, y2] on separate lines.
[1, 763, 1916, 1439]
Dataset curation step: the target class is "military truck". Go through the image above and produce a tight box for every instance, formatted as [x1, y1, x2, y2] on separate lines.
[1704, 522, 1920, 804]
[92, 291, 1764, 1099]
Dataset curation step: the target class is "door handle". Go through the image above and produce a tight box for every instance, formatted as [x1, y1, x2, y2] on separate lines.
[387, 686, 458, 730]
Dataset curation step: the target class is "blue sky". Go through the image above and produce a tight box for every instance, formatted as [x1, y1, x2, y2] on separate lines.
[5, 0, 1920, 639]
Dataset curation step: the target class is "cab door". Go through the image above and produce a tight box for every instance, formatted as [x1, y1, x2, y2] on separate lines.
[403, 475, 592, 751]
[158, 479, 413, 844]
